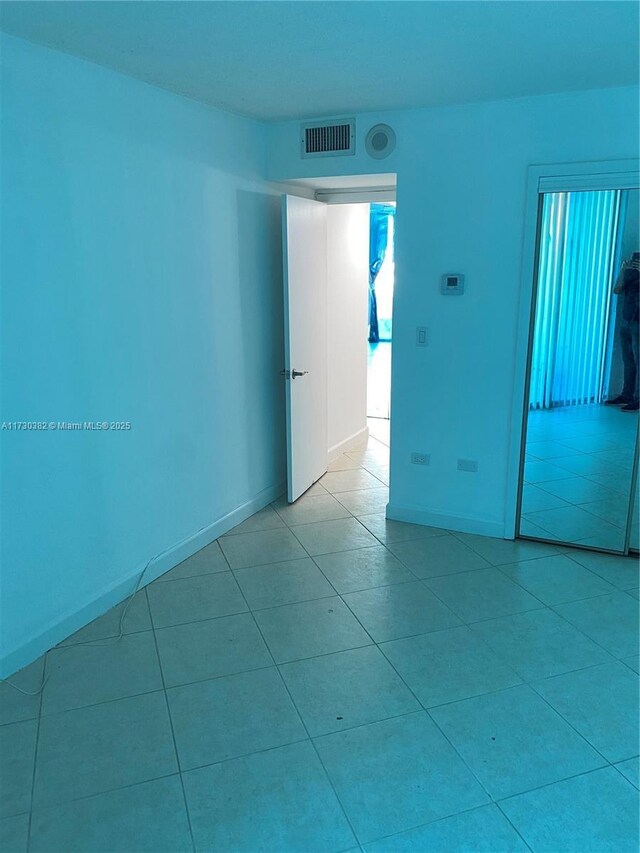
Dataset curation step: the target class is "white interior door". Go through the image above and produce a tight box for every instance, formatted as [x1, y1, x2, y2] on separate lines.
[282, 195, 328, 502]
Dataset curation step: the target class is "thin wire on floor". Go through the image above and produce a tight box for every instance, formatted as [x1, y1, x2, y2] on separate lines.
[0, 522, 213, 696]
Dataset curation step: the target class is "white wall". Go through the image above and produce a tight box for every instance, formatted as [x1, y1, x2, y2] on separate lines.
[1, 35, 285, 675]
[267, 85, 640, 536]
[326, 204, 369, 455]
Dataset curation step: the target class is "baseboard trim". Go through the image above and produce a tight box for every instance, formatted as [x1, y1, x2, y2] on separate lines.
[328, 426, 369, 462]
[0, 481, 285, 678]
[386, 502, 505, 539]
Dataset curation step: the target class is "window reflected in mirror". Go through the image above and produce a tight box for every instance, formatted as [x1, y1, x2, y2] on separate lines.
[518, 188, 639, 553]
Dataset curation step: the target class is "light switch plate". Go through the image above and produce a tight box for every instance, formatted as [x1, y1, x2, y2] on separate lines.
[416, 326, 428, 347]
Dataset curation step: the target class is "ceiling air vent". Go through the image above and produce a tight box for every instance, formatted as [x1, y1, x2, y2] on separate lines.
[301, 119, 355, 159]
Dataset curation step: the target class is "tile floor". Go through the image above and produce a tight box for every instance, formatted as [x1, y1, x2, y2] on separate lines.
[521, 403, 639, 551]
[367, 342, 391, 420]
[1, 426, 639, 852]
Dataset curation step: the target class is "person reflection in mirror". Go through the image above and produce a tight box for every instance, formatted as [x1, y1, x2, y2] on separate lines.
[606, 251, 639, 412]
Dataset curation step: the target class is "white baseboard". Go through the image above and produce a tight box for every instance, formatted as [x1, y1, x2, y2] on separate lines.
[0, 481, 285, 678]
[386, 502, 505, 539]
[328, 426, 369, 462]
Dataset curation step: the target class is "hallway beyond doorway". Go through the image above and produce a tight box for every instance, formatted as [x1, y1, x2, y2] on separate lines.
[367, 342, 391, 420]
[368, 416, 390, 447]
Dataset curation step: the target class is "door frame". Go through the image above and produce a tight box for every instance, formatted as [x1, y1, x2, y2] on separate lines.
[504, 158, 640, 541]
[276, 175, 398, 498]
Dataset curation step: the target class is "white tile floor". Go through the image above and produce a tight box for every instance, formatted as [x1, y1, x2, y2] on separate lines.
[367, 342, 391, 420]
[1, 427, 638, 852]
[521, 403, 639, 551]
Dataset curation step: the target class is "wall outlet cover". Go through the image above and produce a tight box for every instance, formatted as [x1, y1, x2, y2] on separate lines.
[441, 274, 465, 295]
[457, 458, 478, 472]
[411, 452, 430, 466]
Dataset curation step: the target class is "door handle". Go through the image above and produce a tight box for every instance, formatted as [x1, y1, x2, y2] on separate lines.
[279, 369, 309, 380]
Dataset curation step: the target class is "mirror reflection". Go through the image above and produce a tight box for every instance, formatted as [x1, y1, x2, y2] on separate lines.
[519, 188, 639, 552]
[629, 435, 639, 551]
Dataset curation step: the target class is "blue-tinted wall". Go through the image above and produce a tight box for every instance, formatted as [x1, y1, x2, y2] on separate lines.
[1, 35, 285, 674]
[268, 86, 639, 536]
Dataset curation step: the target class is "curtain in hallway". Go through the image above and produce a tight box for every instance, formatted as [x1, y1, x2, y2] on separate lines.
[529, 189, 621, 409]
[368, 204, 395, 343]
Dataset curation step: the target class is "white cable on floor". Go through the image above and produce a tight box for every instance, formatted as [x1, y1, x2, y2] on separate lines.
[1, 522, 212, 696]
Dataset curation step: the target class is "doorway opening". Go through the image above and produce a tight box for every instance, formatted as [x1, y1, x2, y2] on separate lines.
[516, 185, 639, 554]
[280, 174, 396, 503]
[367, 203, 395, 446]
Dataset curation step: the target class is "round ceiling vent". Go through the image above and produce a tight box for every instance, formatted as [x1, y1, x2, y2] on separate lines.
[365, 124, 396, 159]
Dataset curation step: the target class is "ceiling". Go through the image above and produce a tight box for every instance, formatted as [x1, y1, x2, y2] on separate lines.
[1, 1, 638, 122]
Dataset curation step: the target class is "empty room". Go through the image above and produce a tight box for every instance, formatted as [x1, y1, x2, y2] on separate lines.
[0, 2, 639, 852]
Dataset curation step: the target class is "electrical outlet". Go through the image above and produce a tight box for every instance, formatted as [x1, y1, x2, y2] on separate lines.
[411, 452, 430, 466]
[441, 274, 465, 295]
[457, 458, 478, 473]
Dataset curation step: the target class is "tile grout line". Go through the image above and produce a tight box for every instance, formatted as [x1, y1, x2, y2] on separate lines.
[146, 586, 197, 853]
[37, 685, 171, 720]
[491, 563, 626, 610]
[324, 549, 513, 812]
[361, 646, 500, 809]
[271, 469, 514, 830]
[157, 452, 637, 730]
[236, 490, 378, 659]
[415, 581, 636, 695]
[25, 587, 635, 727]
[268, 470, 420, 607]
[23, 453, 634, 719]
[217, 542, 364, 851]
[525, 679, 622, 769]
[17, 651, 636, 729]
[177, 737, 313, 776]
[312, 467, 637, 786]
[445, 531, 637, 598]
[23, 772, 198, 820]
[420, 692, 622, 841]
[150, 558, 629, 631]
[264, 472, 504, 843]
[396, 586, 634, 812]
[14, 446, 636, 846]
[271, 666, 367, 848]
[494, 761, 636, 805]
[272, 475, 468, 621]
[492, 801, 537, 852]
[360, 801, 535, 853]
[21, 719, 634, 843]
[24, 650, 46, 853]
[547, 597, 639, 663]
[308, 558, 423, 595]
[612, 759, 640, 790]
[561, 552, 639, 588]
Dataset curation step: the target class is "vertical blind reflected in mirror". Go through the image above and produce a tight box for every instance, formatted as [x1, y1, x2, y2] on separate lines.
[518, 188, 639, 553]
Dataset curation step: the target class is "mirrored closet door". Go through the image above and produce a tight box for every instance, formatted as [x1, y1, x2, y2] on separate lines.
[517, 187, 639, 554]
